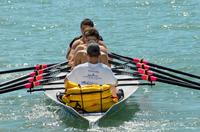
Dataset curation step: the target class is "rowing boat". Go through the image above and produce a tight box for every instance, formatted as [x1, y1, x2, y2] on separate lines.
[44, 71, 139, 124]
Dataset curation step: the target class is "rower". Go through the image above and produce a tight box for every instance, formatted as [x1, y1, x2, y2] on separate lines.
[65, 43, 123, 99]
[69, 27, 109, 68]
[66, 18, 103, 60]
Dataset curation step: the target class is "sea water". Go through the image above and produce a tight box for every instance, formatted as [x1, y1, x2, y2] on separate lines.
[1, 0, 200, 131]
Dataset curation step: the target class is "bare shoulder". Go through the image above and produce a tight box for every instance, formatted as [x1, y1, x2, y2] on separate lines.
[98, 41, 107, 48]
[71, 39, 83, 49]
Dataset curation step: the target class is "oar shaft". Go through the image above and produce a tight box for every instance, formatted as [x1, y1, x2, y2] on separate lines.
[27, 83, 155, 93]
[0, 61, 68, 88]
[0, 79, 29, 90]
[151, 67, 200, 86]
[27, 87, 65, 92]
[0, 75, 66, 94]
[0, 63, 56, 74]
[0, 85, 24, 94]
[138, 67, 199, 86]
[149, 63, 200, 79]
[42, 67, 70, 77]
[112, 69, 140, 77]
[0, 75, 29, 87]
[39, 75, 66, 85]
[109, 60, 137, 71]
[42, 78, 142, 86]
[117, 83, 155, 86]
[157, 78, 200, 90]
[110, 52, 200, 80]
[42, 61, 68, 72]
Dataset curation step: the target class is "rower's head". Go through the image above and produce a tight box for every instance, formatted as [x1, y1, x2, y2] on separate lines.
[87, 42, 100, 64]
[80, 18, 94, 34]
[84, 27, 100, 43]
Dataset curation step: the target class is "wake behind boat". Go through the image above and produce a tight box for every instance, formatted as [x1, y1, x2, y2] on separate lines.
[44, 72, 139, 124]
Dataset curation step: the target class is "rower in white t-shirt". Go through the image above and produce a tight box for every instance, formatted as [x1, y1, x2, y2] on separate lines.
[65, 42, 119, 98]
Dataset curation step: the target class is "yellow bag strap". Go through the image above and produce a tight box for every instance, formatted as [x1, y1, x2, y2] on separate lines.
[79, 84, 84, 112]
[100, 85, 103, 112]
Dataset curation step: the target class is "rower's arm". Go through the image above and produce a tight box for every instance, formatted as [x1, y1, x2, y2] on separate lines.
[68, 41, 79, 61]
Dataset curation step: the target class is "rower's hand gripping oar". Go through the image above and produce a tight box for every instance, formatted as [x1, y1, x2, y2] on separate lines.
[0, 61, 68, 87]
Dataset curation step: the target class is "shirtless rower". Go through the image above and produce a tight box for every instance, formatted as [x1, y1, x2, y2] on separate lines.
[69, 27, 109, 68]
[66, 18, 103, 59]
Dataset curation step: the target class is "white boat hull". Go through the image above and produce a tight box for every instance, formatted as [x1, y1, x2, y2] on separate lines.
[44, 72, 139, 123]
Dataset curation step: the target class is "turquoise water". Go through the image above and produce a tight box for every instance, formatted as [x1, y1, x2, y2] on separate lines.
[1, 0, 200, 131]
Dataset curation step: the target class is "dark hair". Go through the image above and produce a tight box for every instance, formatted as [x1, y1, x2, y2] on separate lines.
[84, 27, 100, 40]
[80, 18, 94, 28]
[87, 42, 100, 57]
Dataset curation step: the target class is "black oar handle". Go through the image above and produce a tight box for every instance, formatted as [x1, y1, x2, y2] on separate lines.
[109, 60, 137, 71]
[43, 61, 68, 72]
[27, 87, 65, 92]
[27, 83, 155, 93]
[42, 78, 142, 86]
[39, 75, 66, 85]
[117, 83, 155, 86]
[112, 69, 140, 77]
[43, 67, 70, 77]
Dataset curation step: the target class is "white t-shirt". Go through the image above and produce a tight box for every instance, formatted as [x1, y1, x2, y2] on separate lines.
[67, 62, 117, 85]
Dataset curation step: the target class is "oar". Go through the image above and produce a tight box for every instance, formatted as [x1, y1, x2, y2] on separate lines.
[115, 69, 200, 90]
[112, 69, 141, 77]
[0, 66, 70, 90]
[109, 60, 137, 71]
[109, 52, 200, 80]
[109, 53, 200, 87]
[0, 63, 57, 74]
[27, 83, 155, 92]
[0, 75, 66, 94]
[42, 77, 143, 86]
[136, 63, 200, 87]
[141, 74, 200, 90]
[110, 60, 190, 85]
[0, 61, 68, 87]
